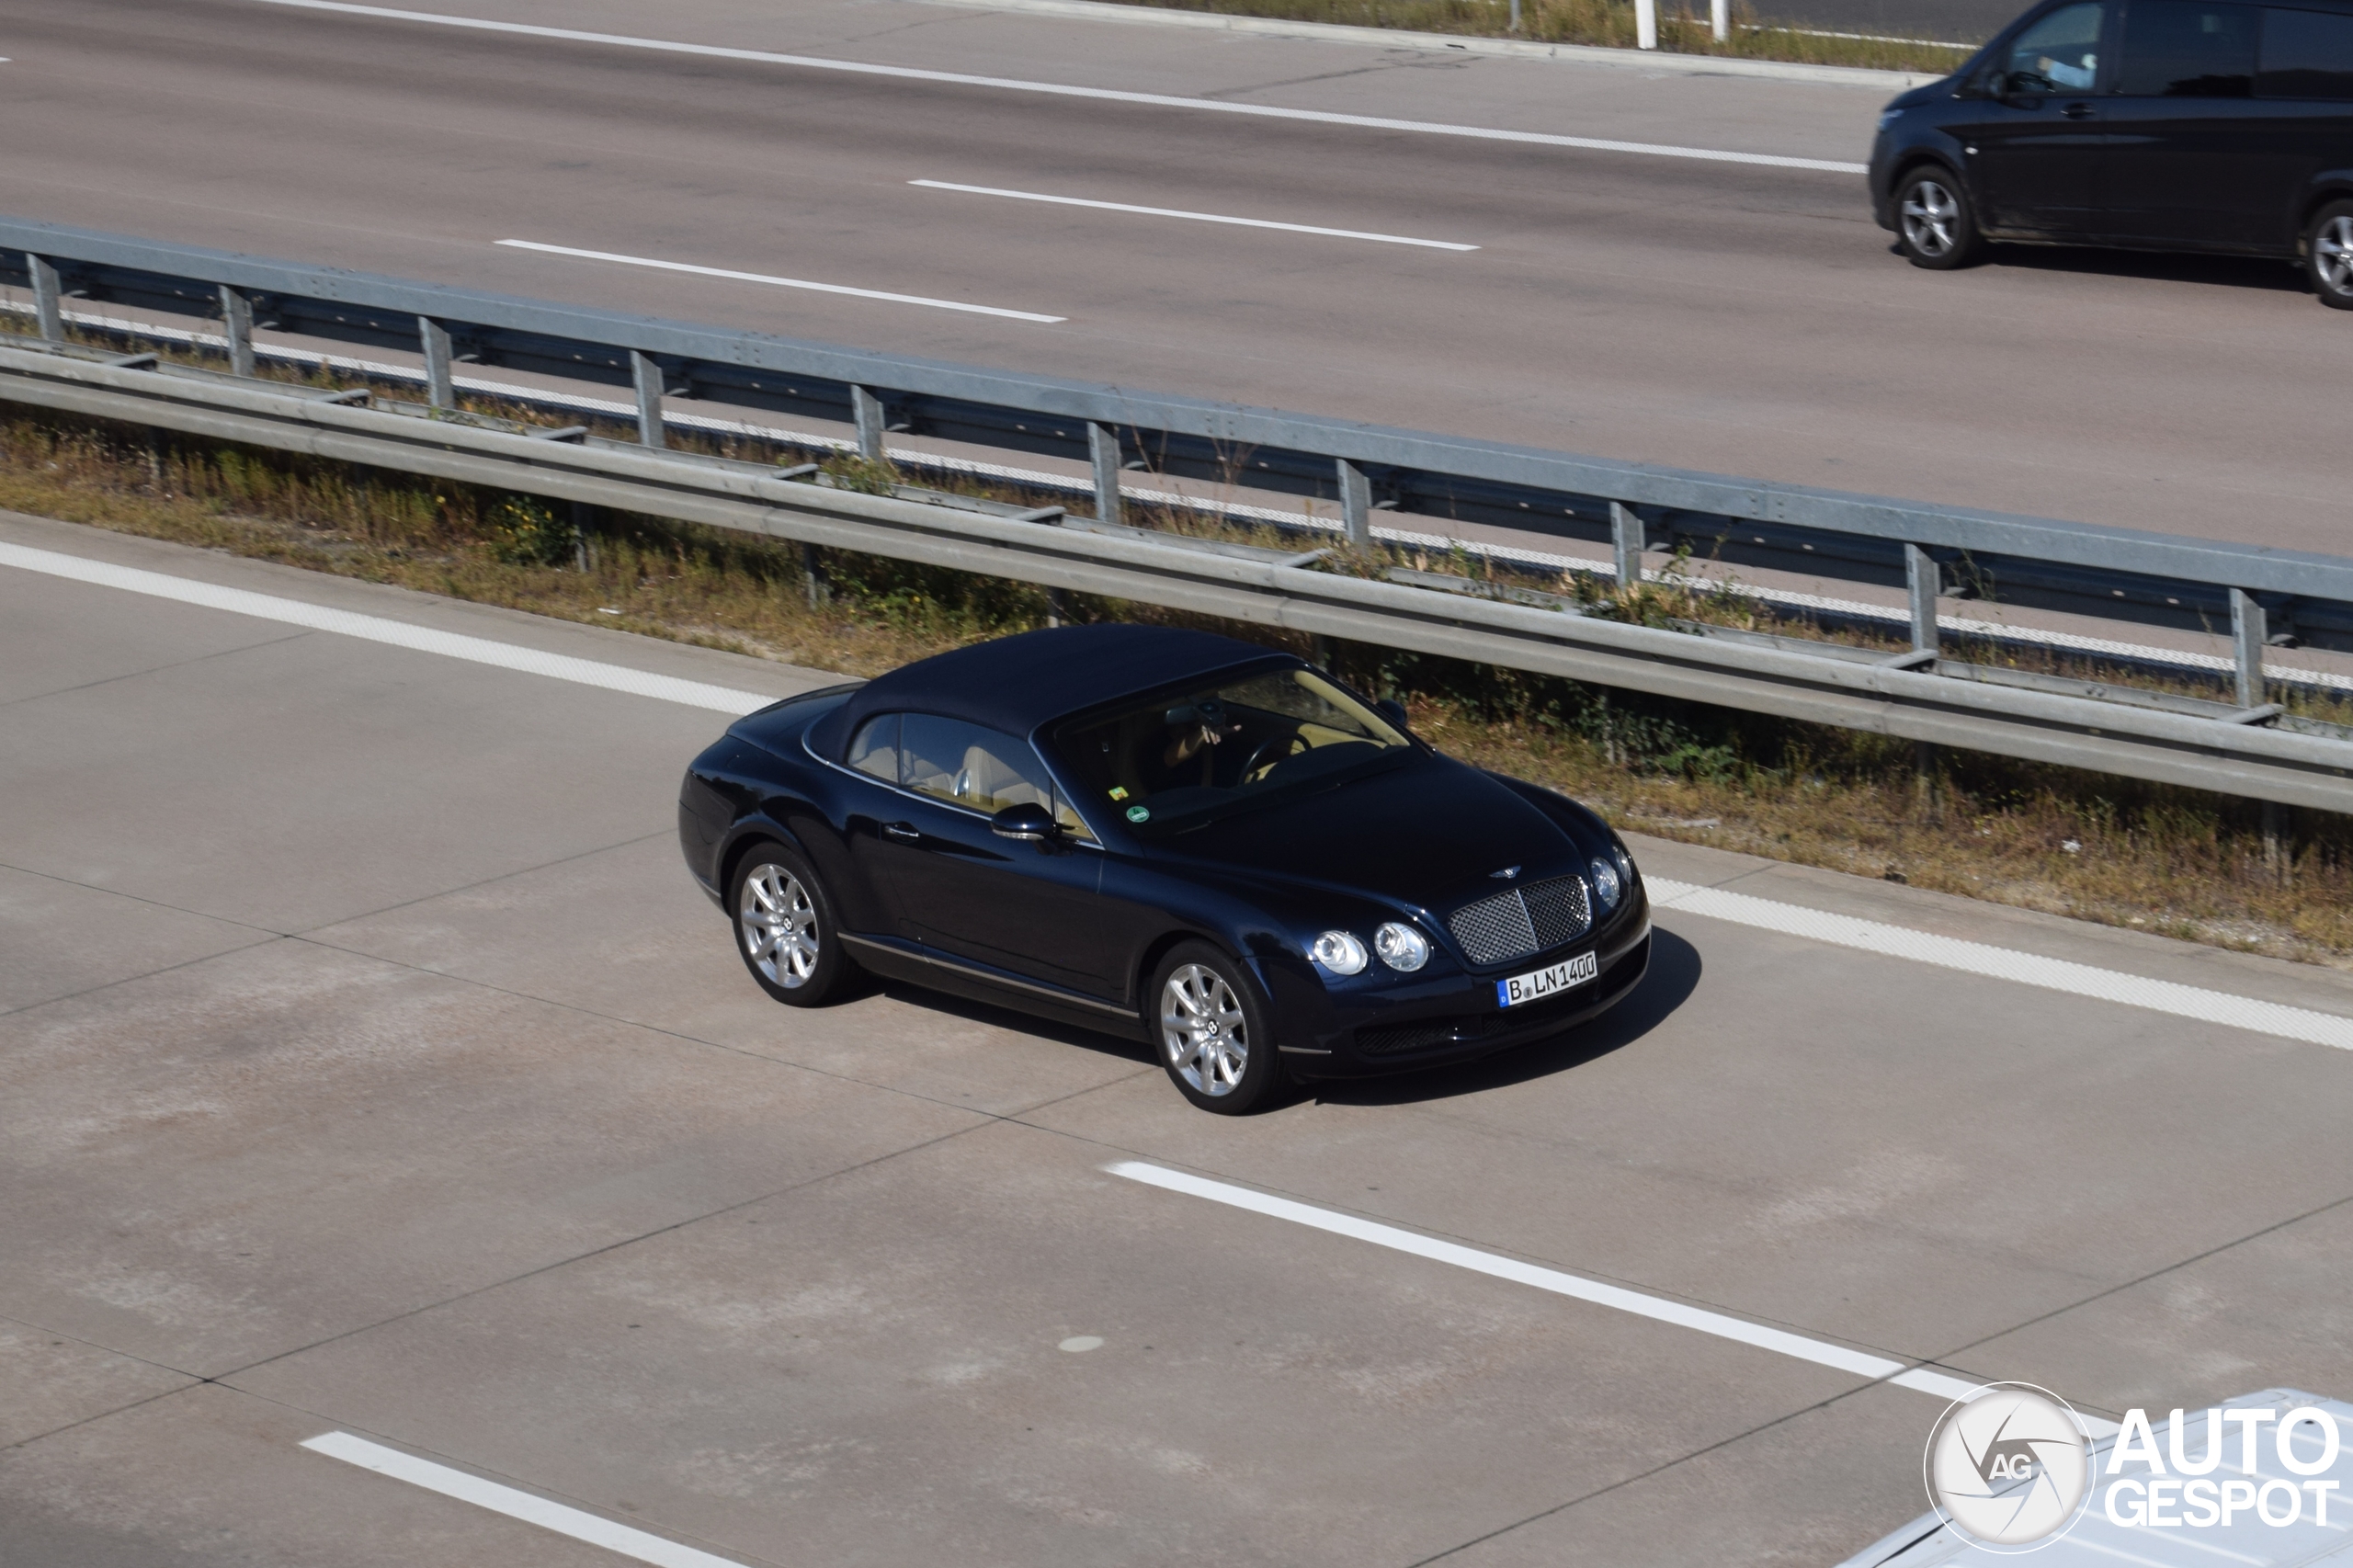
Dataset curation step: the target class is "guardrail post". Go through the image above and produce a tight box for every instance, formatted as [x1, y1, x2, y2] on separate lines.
[630, 350, 665, 449]
[1905, 544, 1944, 811]
[1610, 503, 1644, 598]
[1905, 543, 1939, 656]
[851, 385, 887, 463]
[802, 545, 829, 609]
[28, 255, 64, 342]
[2231, 588, 2268, 709]
[1711, 0, 1729, 40]
[1636, 0, 1659, 49]
[419, 317, 455, 411]
[1088, 422, 1124, 527]
[1337, 459, 1373, 550]
[218, 286, 256, 378]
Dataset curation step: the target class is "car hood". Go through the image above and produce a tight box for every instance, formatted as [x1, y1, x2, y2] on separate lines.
[1155, 754, 1599, 918]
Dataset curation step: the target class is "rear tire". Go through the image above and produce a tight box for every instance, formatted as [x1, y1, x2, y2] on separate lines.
[729, 841, 858, 1007]
[1149, 941, 1286, 1115]
[2307, 199, 2353, 311]
[1894, 166, 1984, 270]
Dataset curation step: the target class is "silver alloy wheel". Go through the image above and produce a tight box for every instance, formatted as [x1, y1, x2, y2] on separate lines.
[2317, 215, 2353, 295]
[738, 862, 819, 988]
[1161, 963, 1248, 1096]
[1902, 178, 1961, 258]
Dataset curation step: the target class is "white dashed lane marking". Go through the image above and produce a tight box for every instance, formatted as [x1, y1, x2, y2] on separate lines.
[303, 1433, 755, 1568]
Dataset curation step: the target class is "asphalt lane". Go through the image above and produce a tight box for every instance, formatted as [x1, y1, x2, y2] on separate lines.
[3, 0, 2347, 560]
[5, 515, 2350, 1565]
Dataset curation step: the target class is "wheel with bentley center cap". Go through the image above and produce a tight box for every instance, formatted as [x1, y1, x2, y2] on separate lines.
[1150, 941, 1284, 1114]
[729, 841, 858, 1006]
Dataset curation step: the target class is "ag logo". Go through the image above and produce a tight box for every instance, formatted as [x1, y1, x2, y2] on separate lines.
[1924, 1383, 2096, 1551]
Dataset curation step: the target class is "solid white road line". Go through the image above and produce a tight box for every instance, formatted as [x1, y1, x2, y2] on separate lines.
[1108, 1161, 1985, 1403]
[0, 541, 775, 715]
[494, 239, 1065, 324]
[1645, 878, 2353, 1051]
[6, 539, 2347, 1062]
[238, 0, 1870, 175]
[302, 1433, 752, 1568]
[909, 180, 1482, 250]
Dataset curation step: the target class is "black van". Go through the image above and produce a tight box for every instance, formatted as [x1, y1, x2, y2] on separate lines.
[1867, 0, 2353, 305]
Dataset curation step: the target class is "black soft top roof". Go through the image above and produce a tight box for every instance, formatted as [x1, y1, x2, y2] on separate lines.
[805, 624, 1289, 758]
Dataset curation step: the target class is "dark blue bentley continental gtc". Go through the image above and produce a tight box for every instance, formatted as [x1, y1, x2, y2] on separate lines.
[677, 624, 1651, 1113]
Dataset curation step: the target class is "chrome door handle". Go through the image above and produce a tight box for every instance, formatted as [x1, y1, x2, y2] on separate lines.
[882, 822, 921, 842]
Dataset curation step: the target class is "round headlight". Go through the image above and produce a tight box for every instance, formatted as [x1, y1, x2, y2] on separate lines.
[1373, 922, 1428, 972]
[1589, 856, 1622, 912]
[1310, 930, 1369, 976]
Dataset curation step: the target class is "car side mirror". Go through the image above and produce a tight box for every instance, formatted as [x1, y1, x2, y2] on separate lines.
[1376, 699, 1409, 729]
[990, 801, 1057, 842]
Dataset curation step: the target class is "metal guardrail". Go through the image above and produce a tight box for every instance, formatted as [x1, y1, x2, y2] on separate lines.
[1, 217, 2348, 811]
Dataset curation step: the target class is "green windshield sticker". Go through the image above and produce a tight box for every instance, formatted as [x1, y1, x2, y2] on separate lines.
[1125, 804, 1151, 823]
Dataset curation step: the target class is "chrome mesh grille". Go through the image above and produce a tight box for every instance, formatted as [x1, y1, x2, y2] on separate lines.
[1522, 874, 1593, 949]
[1446, 875, 1592, 967]
[1446, 888, 1540, 966]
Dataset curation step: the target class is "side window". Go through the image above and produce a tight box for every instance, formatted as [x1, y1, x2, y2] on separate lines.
[2258, 6, 2353, 97]
[847, 713, 900, 781]
[2118, 0, 2257, 95]
[900, 714, 1091, 837]
[1999, 2, 2109, 91]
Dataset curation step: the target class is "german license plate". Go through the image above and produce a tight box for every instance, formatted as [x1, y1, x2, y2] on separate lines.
[1496, 950, 1599, 1007]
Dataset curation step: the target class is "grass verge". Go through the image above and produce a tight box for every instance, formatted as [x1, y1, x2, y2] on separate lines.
[1076, 0, 1981, 74]
[6, 406, 2348, 968]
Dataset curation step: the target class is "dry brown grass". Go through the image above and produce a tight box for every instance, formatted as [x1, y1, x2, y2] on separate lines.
[6, 407, 2349, 969]
[1081, 0, 1981, 72]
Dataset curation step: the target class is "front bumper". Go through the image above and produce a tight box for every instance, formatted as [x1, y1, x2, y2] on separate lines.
[1269, 891, 1654, 1080]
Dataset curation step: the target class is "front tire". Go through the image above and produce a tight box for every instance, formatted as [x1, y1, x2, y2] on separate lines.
[729, 841, 858, 1006]
[2307, 199, 2353, 311]
[1150, 942, 1286, 1115]
[1894, 166, 1984, 270]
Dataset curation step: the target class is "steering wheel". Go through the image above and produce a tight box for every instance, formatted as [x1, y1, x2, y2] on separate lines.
[1241, 732, 1309, 782]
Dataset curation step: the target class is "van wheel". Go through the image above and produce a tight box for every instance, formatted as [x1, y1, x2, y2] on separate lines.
[1895, 167, 1983, 270]
[2308, 200, 2353, 311]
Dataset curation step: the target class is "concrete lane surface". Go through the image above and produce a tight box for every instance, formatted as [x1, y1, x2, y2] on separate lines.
[1, 0, 2347, 562]
[4, 512, 2350, 1566]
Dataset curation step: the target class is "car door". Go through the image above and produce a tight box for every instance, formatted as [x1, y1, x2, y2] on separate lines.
[2102, 0, 2273, 246]
[880, 713, 1122, 997]
[2253, 6, 2353, 250]
[1949, 1, 2117, 235]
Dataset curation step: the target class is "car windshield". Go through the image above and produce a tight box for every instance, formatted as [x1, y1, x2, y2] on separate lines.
[1051, 666, 1411, 835]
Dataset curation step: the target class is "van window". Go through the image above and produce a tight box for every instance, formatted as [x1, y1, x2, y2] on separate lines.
[1999, 3, 2109, 92]
[2258, 6, 2353, 97]
[2119, 0, 2257, 95]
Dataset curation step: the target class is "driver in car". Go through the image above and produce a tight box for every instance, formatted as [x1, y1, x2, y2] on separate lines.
[2033, 51, 2096, 86]
[1162, 699, 1241, 771]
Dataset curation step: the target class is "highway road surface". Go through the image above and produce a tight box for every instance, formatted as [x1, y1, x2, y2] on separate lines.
[2, 0, 2347, 562]
[5, 512, 2351, 1566]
